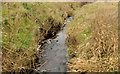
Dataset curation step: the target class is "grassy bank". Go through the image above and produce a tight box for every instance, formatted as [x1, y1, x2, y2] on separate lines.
[66, 2, 118, 72]
[2, 2, 118, 72]
[2, 2, 82, 72]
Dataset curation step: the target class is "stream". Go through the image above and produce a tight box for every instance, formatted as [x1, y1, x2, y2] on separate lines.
[34, 17, 73, 73]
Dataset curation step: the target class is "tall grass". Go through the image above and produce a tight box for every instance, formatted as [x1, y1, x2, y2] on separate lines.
[2, 3, 40, 72]
[66, 2, 118, 72]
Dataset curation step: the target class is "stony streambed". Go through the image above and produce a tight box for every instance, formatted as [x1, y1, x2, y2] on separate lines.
[34, 17, 73, 73]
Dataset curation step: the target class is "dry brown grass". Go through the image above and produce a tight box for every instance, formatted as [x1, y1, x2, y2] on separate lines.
[66, 2, 118, 72]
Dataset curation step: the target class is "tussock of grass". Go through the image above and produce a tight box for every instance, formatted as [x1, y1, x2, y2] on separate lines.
[66, 2, 118, 72]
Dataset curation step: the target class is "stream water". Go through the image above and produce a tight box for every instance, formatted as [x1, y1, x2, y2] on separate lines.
[35, 17, 73, 73]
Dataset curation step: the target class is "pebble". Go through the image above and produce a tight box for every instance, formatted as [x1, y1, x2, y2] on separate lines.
[56, 40, 58, 42]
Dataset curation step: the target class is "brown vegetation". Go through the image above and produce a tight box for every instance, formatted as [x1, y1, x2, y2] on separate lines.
[66, 2, 118, 72]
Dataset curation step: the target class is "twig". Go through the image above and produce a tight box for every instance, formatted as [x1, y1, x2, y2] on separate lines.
[38, 61, 47, 71]
[40, 68, 57, 72]
[36, 61, 47, 68]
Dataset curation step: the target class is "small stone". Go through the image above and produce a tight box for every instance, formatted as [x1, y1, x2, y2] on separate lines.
[56, 40, 58, 42]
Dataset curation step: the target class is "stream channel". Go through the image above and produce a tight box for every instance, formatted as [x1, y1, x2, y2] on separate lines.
[34, 17, 73, 73]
